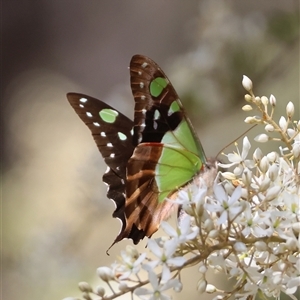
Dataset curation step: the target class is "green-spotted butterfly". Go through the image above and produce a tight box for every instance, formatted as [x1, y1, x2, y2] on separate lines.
[67, 55, 217, 250]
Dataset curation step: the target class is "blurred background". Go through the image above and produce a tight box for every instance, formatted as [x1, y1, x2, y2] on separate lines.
[2, 1, 299, 299]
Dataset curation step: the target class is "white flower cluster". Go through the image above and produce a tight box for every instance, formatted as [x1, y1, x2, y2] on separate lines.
[65, 77, 299, 300]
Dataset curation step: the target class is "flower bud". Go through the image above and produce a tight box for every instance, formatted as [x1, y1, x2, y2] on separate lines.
[270, 94, 276, 106]
[268, 164, 279, 181]
[197, 279, 207, 294]
[259, 156, 269, 173]
[206, 284, 217, 293]
[244, 94, 252, 102]
[119, 282, 129, 292]
[279, 116, 287, 131]
[261, 96, 268, 106]
[254, 134, 269, 143]
[174, 281, 183, 292]
[253, 148, 263, 163]
[242, 104, 253, 111]
[97, 267, 115, 282]
[286, 101, 294, 118]
[267, 151, 278, 162]
[78, 282, 93, 293]
[264, 186, 281, 201]
[254, 96, 261, 105]
[244, 116, 259, 124]
[203, 218, 214, 231]
[96, 286, 105, 297]
[265, 124, 274, 132]
[242, 75, 253, 92]
[198, 262, 207, 274]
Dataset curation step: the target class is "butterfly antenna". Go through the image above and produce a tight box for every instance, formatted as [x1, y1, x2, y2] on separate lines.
[216, 125, 257, 158]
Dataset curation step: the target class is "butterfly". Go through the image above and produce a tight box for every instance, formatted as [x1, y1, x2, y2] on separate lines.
[67, 55, 217, 251]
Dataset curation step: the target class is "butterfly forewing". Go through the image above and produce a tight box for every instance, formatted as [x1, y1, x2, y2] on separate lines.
[130, 55, 206, 162]
[67, 93, 133, 176]
[67, 93, 147, 245]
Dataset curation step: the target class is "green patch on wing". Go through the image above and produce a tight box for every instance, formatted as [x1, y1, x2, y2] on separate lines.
[99, 108, 119, 123]
[161, 119, 203, 156]
[155, 118, 207, 202]
[150, 77, 168, 97]
[168, 100, 181, 115]
[156, 145, 202, 202]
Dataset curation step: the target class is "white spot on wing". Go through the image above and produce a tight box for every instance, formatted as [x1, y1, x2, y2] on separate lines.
[153, 120, 158, 130]
[118, 132, 127, 141]
[93, 122, 100, 127]
[86, 112, 92, 117]
[107, 143, 113, 147]
[139, 82, 144, 89]
[80, 98, 88, 103]
[79, 104, 84, 108]
[141, 62, 148, 68]
[141, 95, 146, 100]
[110, 153, 115, 158]
[100, 132, 106, 137]
[154, 109, 160, 120]
[138, 71, 142, 75]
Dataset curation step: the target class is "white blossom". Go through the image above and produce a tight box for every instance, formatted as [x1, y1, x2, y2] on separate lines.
[206, 184, 243, 224]
[135, 268, 180, 300]
[219, 137, 254, 175]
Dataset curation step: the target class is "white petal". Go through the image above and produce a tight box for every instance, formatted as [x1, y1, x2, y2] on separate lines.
[147, 239, 162, 257]
[241, 136, 251, 159]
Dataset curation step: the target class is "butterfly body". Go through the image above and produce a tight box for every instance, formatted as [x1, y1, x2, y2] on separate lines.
[67, 55, 214, 250]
